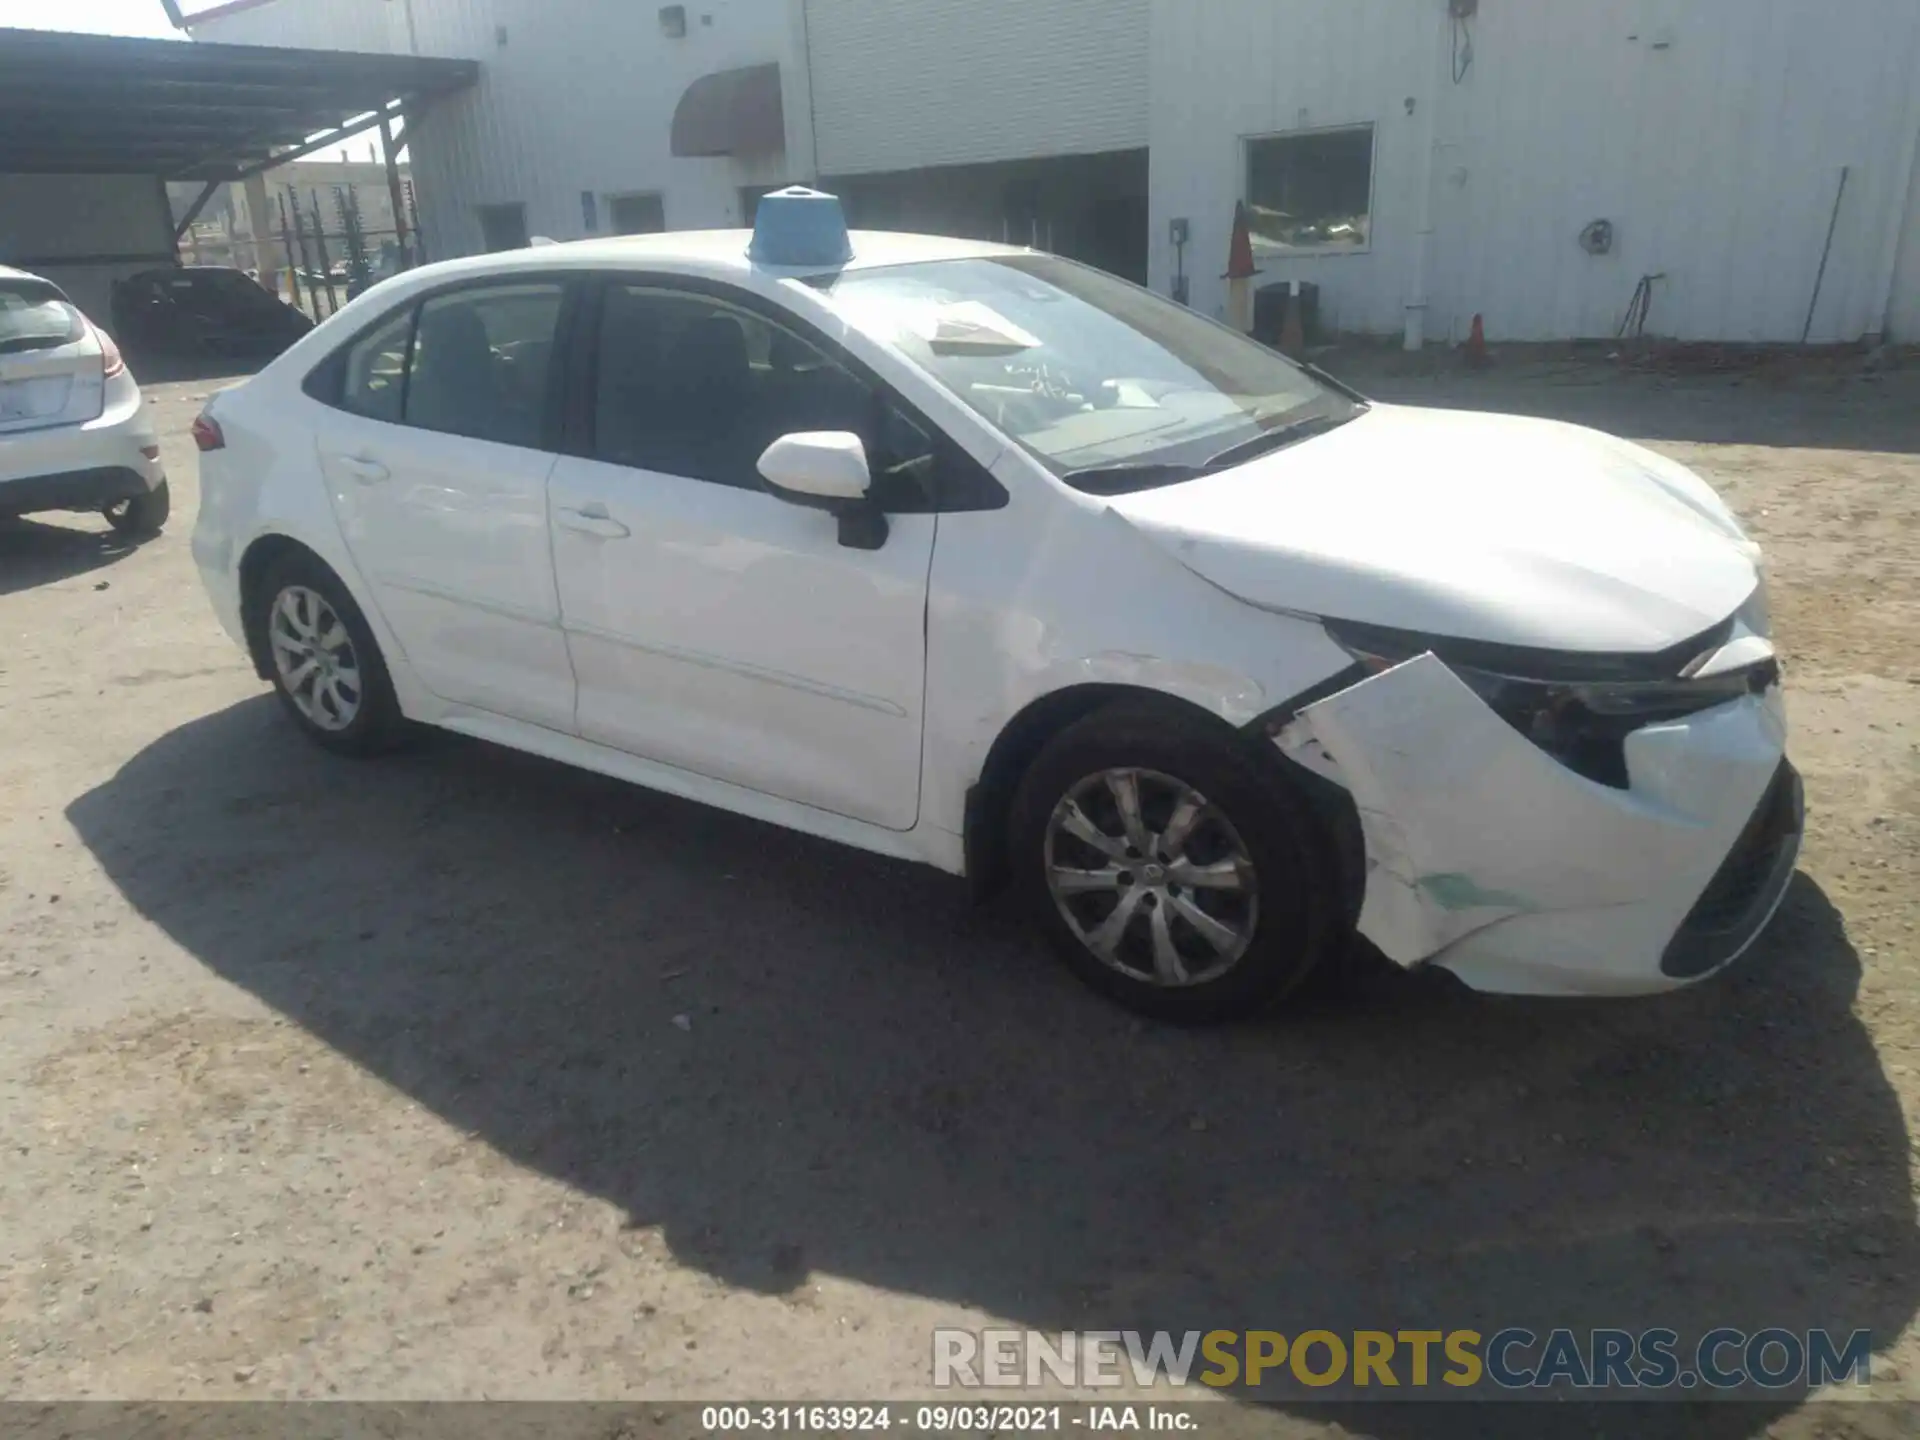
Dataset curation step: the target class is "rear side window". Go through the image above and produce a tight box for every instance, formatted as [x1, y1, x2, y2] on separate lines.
[406, 284, 563, 448]
[339, 307, 413, 423]
[0, 278, 85, 354]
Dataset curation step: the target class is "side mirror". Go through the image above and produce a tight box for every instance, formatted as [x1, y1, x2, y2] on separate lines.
[757, 431, 889, 550]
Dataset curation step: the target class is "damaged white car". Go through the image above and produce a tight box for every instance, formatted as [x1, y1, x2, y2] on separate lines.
[192, 189, 1798, 1022]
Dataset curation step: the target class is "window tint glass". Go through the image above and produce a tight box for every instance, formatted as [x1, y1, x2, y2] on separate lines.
[405, 284, 563, 448]
[339, 306, 413, 423]
[0, 278, 84, 352]
[827, 254, 1348, 485]
[1246, 126, 1374, 252]
[594, 286, 932, 501]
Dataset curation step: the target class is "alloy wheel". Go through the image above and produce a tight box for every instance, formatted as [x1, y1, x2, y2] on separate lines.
[1043, 767, 1259, 987]
[268, 585, 362, 732]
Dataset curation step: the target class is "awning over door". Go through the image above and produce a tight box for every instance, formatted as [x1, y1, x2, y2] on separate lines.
[669, 62, 784, 159]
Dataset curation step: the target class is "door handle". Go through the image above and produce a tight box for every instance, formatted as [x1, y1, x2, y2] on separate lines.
[337, 454, 389, 484]
[556, 504, 631, 540]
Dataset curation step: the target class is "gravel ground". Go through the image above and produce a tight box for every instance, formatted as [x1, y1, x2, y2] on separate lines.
[1, 349, 1916, 1439]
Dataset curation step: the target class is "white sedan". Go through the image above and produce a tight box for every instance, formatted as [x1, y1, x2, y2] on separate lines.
[190, 189, 1797, 1021]
[1, 265, 170, 534]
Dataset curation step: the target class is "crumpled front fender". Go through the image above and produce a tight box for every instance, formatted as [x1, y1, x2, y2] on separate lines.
[1274, 654, 1785, 982]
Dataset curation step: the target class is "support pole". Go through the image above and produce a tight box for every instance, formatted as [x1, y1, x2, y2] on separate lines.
[1404, 0, 1450, 351]
[173, 178, 223, 242]
[379, 111, 412, 268]
[308, 189, 341, 317]
[287, 189, 324, 318]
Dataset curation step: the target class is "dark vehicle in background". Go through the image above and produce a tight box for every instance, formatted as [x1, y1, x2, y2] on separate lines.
[110, 266, 313, 360]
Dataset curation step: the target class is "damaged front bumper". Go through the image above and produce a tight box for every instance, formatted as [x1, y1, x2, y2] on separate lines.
[1276, 653, 1799, 997]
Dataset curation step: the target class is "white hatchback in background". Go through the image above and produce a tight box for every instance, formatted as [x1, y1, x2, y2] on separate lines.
[190, 189, 1798, 1023]
[0, 265, 170, 535]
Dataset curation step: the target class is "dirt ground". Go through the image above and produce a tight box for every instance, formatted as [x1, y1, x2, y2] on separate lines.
[2, 346, 1917, 1438]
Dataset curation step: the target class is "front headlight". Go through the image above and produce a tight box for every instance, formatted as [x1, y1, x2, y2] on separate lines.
[1324, 621, 1775, 789]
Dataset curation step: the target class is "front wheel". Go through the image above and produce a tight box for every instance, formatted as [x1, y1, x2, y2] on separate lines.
[1010, 700, 1338, 1023]
[103, 480, 170, 536]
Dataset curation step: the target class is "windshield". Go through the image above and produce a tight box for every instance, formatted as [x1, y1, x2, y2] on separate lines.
[0, 278, 85, 354]
[824, 254, 1360, 489]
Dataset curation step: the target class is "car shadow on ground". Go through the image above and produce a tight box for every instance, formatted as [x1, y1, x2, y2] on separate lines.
[67, 697, 1916, 1437]
[0, 515, 145, 596]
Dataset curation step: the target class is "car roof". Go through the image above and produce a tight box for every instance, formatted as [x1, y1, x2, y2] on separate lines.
[0, 262, 47, 283]
[397, 229, 1031, 289]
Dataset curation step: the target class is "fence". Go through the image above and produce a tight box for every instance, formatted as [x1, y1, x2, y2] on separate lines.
[274, 178, 424, 322]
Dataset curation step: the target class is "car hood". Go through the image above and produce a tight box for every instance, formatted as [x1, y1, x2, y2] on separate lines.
[1106, 403, 1762, 652]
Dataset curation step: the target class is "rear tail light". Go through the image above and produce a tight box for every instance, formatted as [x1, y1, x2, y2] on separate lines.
[92, 323, 126, 379]
[191, 413, 226, 451]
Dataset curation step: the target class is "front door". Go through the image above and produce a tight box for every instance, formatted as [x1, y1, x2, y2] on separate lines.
[548, 281, 934, 831]
[314, 280, 577, 732]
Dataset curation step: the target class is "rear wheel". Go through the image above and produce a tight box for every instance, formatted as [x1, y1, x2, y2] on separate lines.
[103, 480, 170, 536]
[1010, 700, 1337, 1023]
[252, 551, 406, 756]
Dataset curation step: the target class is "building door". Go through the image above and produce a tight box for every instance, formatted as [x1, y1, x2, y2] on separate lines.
[608, 193, 666, 235]
[476, 203, 529, 251]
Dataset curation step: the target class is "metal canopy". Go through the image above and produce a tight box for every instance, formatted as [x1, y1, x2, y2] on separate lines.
[0, 27, 478, 181]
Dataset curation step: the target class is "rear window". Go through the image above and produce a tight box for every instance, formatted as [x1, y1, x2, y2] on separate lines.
[0, 278, 85, 354]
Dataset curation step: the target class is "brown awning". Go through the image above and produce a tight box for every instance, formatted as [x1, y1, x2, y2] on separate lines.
[670, 62, 784, 159]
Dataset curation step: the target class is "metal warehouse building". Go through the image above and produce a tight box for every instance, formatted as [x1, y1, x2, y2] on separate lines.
[177, 0, 1920, 346]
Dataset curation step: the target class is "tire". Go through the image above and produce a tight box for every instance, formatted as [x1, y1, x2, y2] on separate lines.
[103, 480, 170, 536]
[251, 550, 407, 757]
[1009, 698, 1339, 1024]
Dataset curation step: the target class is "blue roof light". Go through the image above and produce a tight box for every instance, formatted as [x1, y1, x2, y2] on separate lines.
[748, 185, 853, 268]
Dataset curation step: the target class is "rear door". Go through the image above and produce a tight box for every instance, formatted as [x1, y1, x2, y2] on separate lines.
[311, 278, 578, 733]
[0, 275, 104, 434]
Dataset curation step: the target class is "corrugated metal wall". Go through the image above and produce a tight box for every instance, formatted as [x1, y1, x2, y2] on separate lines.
[804, 0, 1151, 175]
[1152, 0, 1920, 343]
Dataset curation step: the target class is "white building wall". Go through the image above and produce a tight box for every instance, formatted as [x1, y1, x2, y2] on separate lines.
[189, 0, 403, 52]
[804, 0, 1150, 175]
[194, 0, 797, 261]
[1153, 0, 1920, 344]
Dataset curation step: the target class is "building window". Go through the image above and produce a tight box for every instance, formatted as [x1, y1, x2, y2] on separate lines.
[607, 193, 667, 236]
[476, 202, 530, 252]
[1244, 125, 1374, 253]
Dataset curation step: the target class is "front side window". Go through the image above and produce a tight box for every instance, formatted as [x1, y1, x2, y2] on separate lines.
[405, 283, 563, 448]
[593, 284, 933, 502]
[1246, 125, 1375, 253]
[825, 254, 1358, 490]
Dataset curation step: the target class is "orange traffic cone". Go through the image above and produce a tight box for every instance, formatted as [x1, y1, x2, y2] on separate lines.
[1465, 313, 1490, 368]
[1222, 201, 1260, 333]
